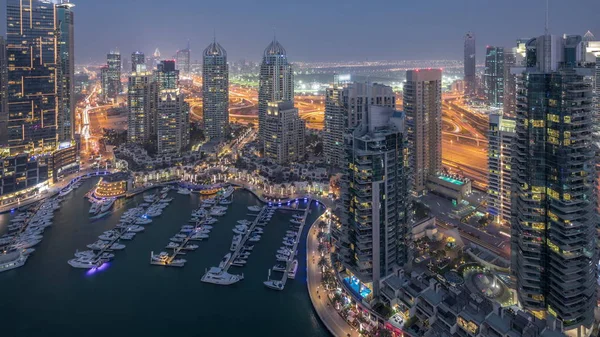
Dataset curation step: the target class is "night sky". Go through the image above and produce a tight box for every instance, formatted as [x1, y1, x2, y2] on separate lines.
[2, 0, 600, 63]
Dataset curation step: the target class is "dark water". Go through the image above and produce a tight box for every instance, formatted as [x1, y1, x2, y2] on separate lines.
[0, 178, 330, 337]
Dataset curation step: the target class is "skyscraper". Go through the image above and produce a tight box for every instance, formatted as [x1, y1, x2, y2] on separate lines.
[131, 51, 145, 73]
[176, 43, 191, 75]
[104, 51, 122, 101]
[336, 106, 411, 298]
[487, 114, 514, 225]
[6, 0, 60, 153]
[258, 38, 293, 147]
[511, 34, 596, 337]
[0, 37, 7, 147]
[156, 89, 189, 155]
[56, 2, 75, 142]
[155, 60, 179, 90]
[464, 32, 476, 96]
[484, 46, 505, 106]
[202, 39, 229, 141]
[127, 67, 153, 144]
[404, 69, 442, 194]
[263, 101, 305, 164]
[324, 82, 395, 168]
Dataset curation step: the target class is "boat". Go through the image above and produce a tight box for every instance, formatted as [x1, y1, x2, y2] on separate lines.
[190, 233, 209, 240]
[248, 235, 261, 242]
[282, 241, 294, 247]
[159, 197, 173, 203]
[110, 243, 126, 250]
[75, 250, 114, 260]
[210, 209, 226, 217]
[126, 225, 145, 233]
[166, 242, 180, 249]
[175, 233, 188, 238]
[231, 259, 247, 267]
[237, 219, 252, 226]
[68, 256, 107, 269]
[219, 199, 232, 205]
[100, 198, 116, 213]
[160, 187, 170, 194]
[277, 249, 292, 256]
[218, 253, 232, 269]
[87, 240, 110, 251]
[230, 235, 242, 251]
[143, 194, 156, 203]
[150, 251, 186, 267]
[276, 255, 288, 262]
[233, 227, 247, 235]
[264, 280, 284, 291]
[139, 203, 150, 207]
[170, 237, 185, 243]
[273, 264, 287, 272]
[201, 267, 243, 285]
[286, 230, 297, 235]
[0, 251, 28, 273]
[135, 218, 152, 225]
[120, 233, 136, 240]
[183, 244, 198, 250]
[198, 225, 213, 230]
[88, 202, 101, 216]
[58, 185, 73, 197]
[203, 198, 217, 205]
[98, 233, 120, 241]
[292, 214, 303, 220]
[290, 219, 302, 225]
[177, 188, 191, 195]
[248, 205, 262, 212]
[11, 238, 42, 250]
[288, 259, 298, 279]
[243, 245, 254, 251]
[221, 186, 235, 199]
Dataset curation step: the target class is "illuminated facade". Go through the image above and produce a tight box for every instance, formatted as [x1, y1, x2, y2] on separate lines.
[337, 106, 411, 297]
[56, 2, 75, 142]
[0, 36, 6, 147]
[94, 173, 130, 198]
[156, 89, 189, 155]
[464, 32, 476, 96]
[487, 114, 514, 224]
[0, 154, 50, 196]
[324, 82, 395, 168]
[52, 142, 79, 182]
[202, 39, 229, 141]
[404, 69, 442, 194]
[176, 43, 191, 75]
[103, 51, 121, 101]
[258, 38, 293, 148]
[127, 68, 153, 144]
[511, 34, 596, 336]
[263, 101, 305, 164]
[484, 46, 505, 107]
[6, 0, 60, 154]
[131, 51, 145, 73]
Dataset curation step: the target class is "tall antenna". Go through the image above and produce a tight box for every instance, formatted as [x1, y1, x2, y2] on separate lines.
[213, 29, 216, 43]
[545, 0, 549, 35]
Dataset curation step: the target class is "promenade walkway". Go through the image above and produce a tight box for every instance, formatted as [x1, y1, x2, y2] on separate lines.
[306, 220, 359, 337]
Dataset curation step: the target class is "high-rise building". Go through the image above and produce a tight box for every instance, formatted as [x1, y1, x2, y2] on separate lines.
[484, 46, 505, 106]
[103, 51, 121, 102]
[464, 32, 476, 96]
[263, 101, 305, 164]
[176, 42, 191, 75]
[155, 60, 179, 90]
[336, 105, 411, 298]
[6, 0, 60, 153]
[324, 82, 395, 168]
[504, 39, 531, 117]
[487, 114, 514, 225]
[127, 67, 153, 144]
[511, 34, 596, 337]
[258, 38, 293, 147]
[202, 39, 229, 141]
[131, 51, 145, 73]
[0, 37, 7, 147]
[156, 89, 189, 155]
[404, 69, 442, 194]
[56, 2, 75, 142]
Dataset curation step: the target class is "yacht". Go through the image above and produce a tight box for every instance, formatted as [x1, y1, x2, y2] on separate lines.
[58, 185, 73, 197]
[292, 214, 303, 220]
[160, 187, 170, 194]
[290, 219, 302, 225]
[248, 235, 261, 242]
[230, 235, 242, 251]
[99, 198, 116, 213]
[232, 259, 247, 267]
[150, 251, 186, 267]
[143, 194, 156, 203]
[198, 225, 213, 230]
[98, 233, 120, 241]
[11, 238, 42, 250]
[191, 209, 207, 218]
[243, 245, 254, 251]
[177, 188, 192, 195]
[0, 251, 28, 273]
[210, 209, 226, 217]
[180, 226, 195, 233]
[75, 250, 114, 260]
[273, 264, 287, 272]
[89, 202, 101, 216]
[68, 256, 107, 269]
[203, 218, 218, 225]
[276, 254, 288, 262]
[237, 219, 252, 226]
[248, 205, 262, 212]
[145, 208, 162, 218]
[277, 249, 292, 256]
[139, 203, 150, 207]
[135, 217, 152, 225]
[221, 186, 235, 199]
[201, 267, 243, 285]
[233, 226, 247, 235]
[263, 280, 284, 291]
[120, 233, 136, 240]
[175, 233, 188, 238]
[126, 225, 145, 233]
[203, 198, 217, 205]
[159, 197, 173, 203]
[219, 253, 232, 268]
[110, 243, 126, 250]
[219, 199, 232, 205]
[190, 233, 209, 240]
[87, 240, 110, 251]
[170, 237, 185, 243]
[183, 244, 199, 250]
[166, 242, 180, 249]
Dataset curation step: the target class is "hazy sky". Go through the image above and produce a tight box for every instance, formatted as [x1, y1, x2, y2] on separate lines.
[2, 0, 600, 63]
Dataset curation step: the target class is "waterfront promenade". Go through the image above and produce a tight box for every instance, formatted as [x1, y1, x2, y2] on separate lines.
[307, 219, 359, 337]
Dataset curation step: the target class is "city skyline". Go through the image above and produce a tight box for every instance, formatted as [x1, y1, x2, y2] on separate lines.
[1, 0, 599, 63]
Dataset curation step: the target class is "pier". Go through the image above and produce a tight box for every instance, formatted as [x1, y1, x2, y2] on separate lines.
[221, 206, 268, 273]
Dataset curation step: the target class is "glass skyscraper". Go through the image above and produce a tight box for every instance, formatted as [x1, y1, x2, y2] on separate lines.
[202, 40, 229, 141]
[57, 2, 76, 142]
[484, 46, 505, 107]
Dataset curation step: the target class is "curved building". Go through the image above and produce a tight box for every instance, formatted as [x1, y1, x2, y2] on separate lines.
[202, 39, 229, 141]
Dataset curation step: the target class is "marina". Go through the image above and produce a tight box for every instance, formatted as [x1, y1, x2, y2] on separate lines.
[0, 178, 329, 337]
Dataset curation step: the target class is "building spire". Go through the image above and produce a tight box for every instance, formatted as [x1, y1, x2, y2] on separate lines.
[213, 28, 216, 43]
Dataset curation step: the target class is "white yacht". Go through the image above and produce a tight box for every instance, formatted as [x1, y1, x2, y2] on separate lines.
[203, 218, 218, 225]
[0, 251, 28, 273]
[135, 217, 152, 225]
[11, 238, 42, 250]
[190, 233, 209, 240]
[248, 235, 261, 242]
[170, 237, 185, 243]
[288, 260, 298, 279]
[230, 235, 242, 251]
[120, 233, 136, 240]
[210, 209, 226, 217]
[58, 185, 73, 197]
[263, 280, 284, 291]
[150, 251, 185, 267]
[177, 188, 192, 195]
[166, 242, 180, 249]
[219, 253, 232, 268]
[203, 198, 216, 205]
[99, 198, 116, 213]
[110, 243, 126, 250]
[248, 205, 262, 212]
[277, 249, 292, 256]
[180, 226, 195, 233]
[237, 219, 252, 226]
[273, 263, 287, 272]
[87, 240, 110, 251]
[98, 233, 120, 241]
[292, 214, 303, 220]
[183, 244, 198, 250]
[221, 186, 235, 199]
[160, 186, 170, 194]
[88, 202, 101, 216]
[126, 225, 145, 233]
[290, 219, 302, 225]
[68, 256, 107, 269]
[143, 194, 156, 203]
[219, 199, 232, 205]
[201, 267, 243, 285]
[75, 250, 114, 260]
[276, 254, 289, 261]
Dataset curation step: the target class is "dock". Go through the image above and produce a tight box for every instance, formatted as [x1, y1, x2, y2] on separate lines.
[222, 206, 268, 272]
[265, 199, 312, 290]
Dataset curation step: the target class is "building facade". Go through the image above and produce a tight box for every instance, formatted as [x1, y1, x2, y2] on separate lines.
[404, 69, 442, 194]
[258, 38, 293, 147]
[263, 101, 305, 164]
[324, 82, 395, 169]
[156, 89, 189, 155]
[202, 40, 229, 141]
[103, 51, 121, 101]
[131, 51, 145, 73]
[484, 46, 505, 107]
[176, 44, 191, 75]
[511, 34, 597, 337]
[464, 32, 476, 96]
[56, 2, 75, 142]
[487, 114, 515, 225]
[127, 68, 153, 144]
[336, 106, 411, 298]
[0, 36, 7, 147]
